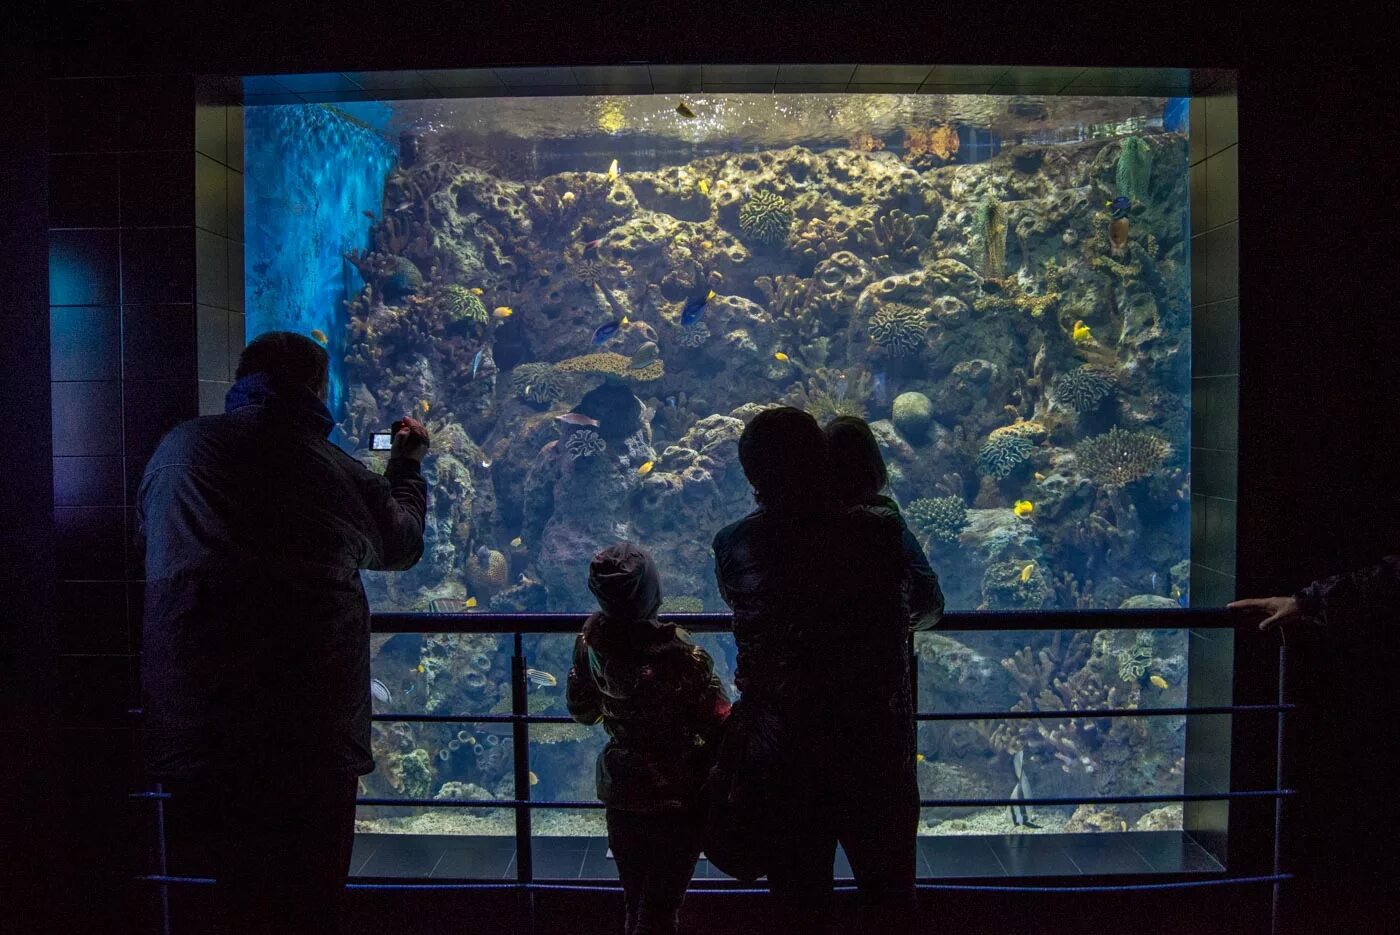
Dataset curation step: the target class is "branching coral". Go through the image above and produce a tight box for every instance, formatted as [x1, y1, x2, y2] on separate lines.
[1074, 427, 1168, 488]
[1053, 366, 1116, 412]
[906, 496, 969, 545]
[755, 274, 814, 320]
[564, 429, 606, 460]
[971, 195, 1008, 280]
[555, 351, 664, 383]
[903, 124, 960, 163]
[858, 208, 928, 268]
[972, 281, 1060, 318]
[868, 303, 928, 356]
[790, 215, 858, 264]
[510, 362, 566, 404]
[1116, 137, 1153, 205]
[738, 190, 793, 244]
[784, 368, 871, 423]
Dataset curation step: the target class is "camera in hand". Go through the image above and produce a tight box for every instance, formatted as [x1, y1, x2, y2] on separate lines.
[371, 432, 394, 451]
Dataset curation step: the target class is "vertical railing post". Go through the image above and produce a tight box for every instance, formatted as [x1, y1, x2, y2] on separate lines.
[154, 784, 171, 935]
[1271, 636, 1288, 935]
[511, 631, 534, 931]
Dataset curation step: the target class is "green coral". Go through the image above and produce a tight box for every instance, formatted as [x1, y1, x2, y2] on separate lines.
[738, 190, 793, 244]
[510, 362, 565, 404]
[660, 596, 704, 614]
[555, 351, 664, 382]
[891, 391, 933, 439]
[971, 195, 1008, 279]
[396, 748, 434, 799]
[907, 496, 968, 545]
[977, 432, 1035, 478]
[1114, 631, 1155, 681]
[1074, 427, 1168, 487]
[784, 369, 869, 423]
[439, 284, 489, 324]
[982, 560, 1052, 610]
[1053, 366, 1115, 412]
[1116, 137, 1153, 205]
[868, 303, 928, 356]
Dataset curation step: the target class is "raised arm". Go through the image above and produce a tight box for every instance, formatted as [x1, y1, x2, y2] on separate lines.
[566, 634, 603, 725]
[901, 525, 945, 630]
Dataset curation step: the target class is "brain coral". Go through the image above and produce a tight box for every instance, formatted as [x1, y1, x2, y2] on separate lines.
[675, 323, 710, 348]
[978, 432, 1036, 478]
[869, 303, 929, 356]
[907, 496, 969, 544]
[564, 428, 607, 460]
[510, 362, 565, 404]
[1053, 366, 1115, 412]
[738, 190, 793, 244]
[555, 351, 664, 382]
[1074, 427, 1169, 487]
[439, 285, 489, 324]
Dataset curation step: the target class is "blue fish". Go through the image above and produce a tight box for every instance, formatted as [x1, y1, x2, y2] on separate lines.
[680, 290, 714, 328]
[471, 347, 485, 379]
[591, 320, 623, 345]
[665, 396, 677, 408]
[402, 682, 415, 697]
[1163, 97, 1190, 134]
[1109, 196, 1132, 220]
[1178, 594, 1188, 608]
[872, 372, 888, 406]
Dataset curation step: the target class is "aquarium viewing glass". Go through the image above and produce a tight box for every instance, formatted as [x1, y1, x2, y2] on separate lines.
[245, 89, 1199, 841]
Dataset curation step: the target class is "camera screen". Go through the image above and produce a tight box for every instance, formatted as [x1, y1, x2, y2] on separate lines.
[370, 432, 393, 451]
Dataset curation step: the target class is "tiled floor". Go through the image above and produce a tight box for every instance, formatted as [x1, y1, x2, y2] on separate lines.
[350, 831, 1223, 881]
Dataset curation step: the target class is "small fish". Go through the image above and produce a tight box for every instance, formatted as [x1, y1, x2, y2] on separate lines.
[561, 191, 576, 205]
[591, 319, 624, 345]
[773, 352, 790, 362]
[418, 399, 431, 413]
[511, 537, 523, 548]
[676, 100, 697, 119]
[1019, 562, 1035, 583]
[428, 598, 471, 613]
[1034, 472, 1046, 482]
[1178, 594, 1188, 608]
[1072, 320, 1093, 345]
[310, 328, 329, 345]
[392, 200, 414, 213]
[471, 347, 485, 379]
[700, 239, 713, 249]
[582, 238, 602, 253]
[466, 596, 478, 609]
[606, 158, 619, 180]
[526, 668, 558, 688]
[680, 290, 715, 328]
[1014, 500, 1034, 518]
[1119, 820, 1129, 832]
[872, 371, 888, 406]
[1150, 674, 1170, 690]
[697, 178, 710, 196]
[915, 753, 926, 763]
[417, 664, 425, 674]
[637, 460, 654, 476]
[529, 771, 540, 786]
[370, 678, 390, 703]
[402, 682, 415, 697]
[556, 412, 601, 428]
[1150, 572, 1159, 592]
[1109, 215, 1130, 253]
[469, 287, 484, 296]
[481, 459, 492, 469]
[1108, 196, 1132, 219]
[493, 306, 513, 319]
[362, 210, 376, 220]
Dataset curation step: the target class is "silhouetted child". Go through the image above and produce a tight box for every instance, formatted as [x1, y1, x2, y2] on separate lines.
[825, 415, 945, 628]
[567, 542, 730, 935]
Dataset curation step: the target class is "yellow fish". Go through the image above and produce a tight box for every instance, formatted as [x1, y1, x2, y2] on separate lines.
[1019, 563, 1035, 583]
[529, 771, 540, 786]
[637, 461, 654, 476]
[419, 399, 430, 413]
[1150, 674, 1169, 690]
[1034, 472, 1046, 482]
[915, 753, 926, 763]
[676, 101, 697, 119]
[465, 597, 478, 609]
[1119, 820, 1128, 832]
[493, 306, 513, 319]
[469, 287, 484, 296]
[1072, 320, 1093, 345]
[700, 240, 713, 249]
[310, 328, 329, 345]
[621, 315, 630, 326]
[416, 664, 425, 674]
[511, 537, 523, 548]
[1014, 500, 1034, 517]
[697, 178, 710, 195]
[706, 289, 716, 301]
[606, 158, 619, 180]
[774, 352, 790, 362]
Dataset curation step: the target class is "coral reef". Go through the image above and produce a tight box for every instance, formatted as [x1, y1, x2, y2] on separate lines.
[510, 362, 565, 404]
[978, 432, 1035, 479]
[1074, 428, 1169, 488]
[738, 190, 793, 244]
[891, 391, 934, 440]
[564, 428, 607, 459]
[972, 195, 1008, 279]
[869, 303, 929, 356]
[906, 496, 969, 545]
[1116, 137, 1153, 204]
[1053, 366, 1115, 412]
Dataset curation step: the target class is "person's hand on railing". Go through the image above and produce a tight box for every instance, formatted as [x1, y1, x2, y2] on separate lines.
[1228, 596, 1304, 632]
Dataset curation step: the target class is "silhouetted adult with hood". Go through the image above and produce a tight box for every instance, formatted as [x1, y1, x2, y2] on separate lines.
[711, 407, 927, 934]
[137, 331, 429, 935]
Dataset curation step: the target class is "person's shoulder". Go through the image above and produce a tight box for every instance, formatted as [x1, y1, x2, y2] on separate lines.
[712, 511, 759, 549]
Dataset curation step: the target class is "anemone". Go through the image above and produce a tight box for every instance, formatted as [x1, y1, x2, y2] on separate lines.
[738, 190, 793, 244]
[1053, 366, 1115, 412]
[1074, 427, 1169, 487]
[868, 303, 928, 356]
[906, 496, 969, 545]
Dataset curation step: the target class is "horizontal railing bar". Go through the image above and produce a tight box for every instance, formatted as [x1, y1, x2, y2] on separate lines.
[356, 789, 1292, 810]
[368, 703, 1293, 725]
[371, 608, 1236, 634]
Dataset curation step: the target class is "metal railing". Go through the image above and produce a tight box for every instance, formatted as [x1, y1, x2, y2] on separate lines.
[133, 607, 1292, 931]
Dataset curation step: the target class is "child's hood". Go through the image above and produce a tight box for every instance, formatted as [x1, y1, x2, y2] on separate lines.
[584, 542, 667, 650]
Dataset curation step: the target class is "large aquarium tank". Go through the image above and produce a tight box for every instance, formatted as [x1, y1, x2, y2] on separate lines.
[245, 88, 1195, 845]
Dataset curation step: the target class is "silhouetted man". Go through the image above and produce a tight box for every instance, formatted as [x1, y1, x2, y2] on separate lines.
[712, 407, 929, 935]
[137, 331, 428, 934]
